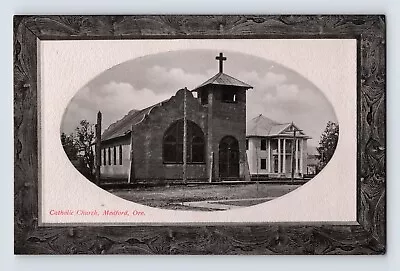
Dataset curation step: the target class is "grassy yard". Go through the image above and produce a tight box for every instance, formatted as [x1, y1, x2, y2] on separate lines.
[109, 183, 300, 210]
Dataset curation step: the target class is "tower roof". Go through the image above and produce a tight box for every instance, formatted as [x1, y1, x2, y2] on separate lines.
[192, 72, 253, 92]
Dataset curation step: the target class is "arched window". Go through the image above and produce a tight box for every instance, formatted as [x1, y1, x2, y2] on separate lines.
[191, 136, 205, 163]
[163, 119, 205, 163]
[164, 134, 181, 163]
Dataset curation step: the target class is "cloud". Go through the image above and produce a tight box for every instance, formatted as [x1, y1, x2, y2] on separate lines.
[244, 70, 322, 118]
[144, 65, 214, 92]
[275, 84, 299, 100]
[62, 82, 172, 134]
[62, 65, 217, 135]
[243, 70, 336, 146]
[98, 81, 171, 111]
[238, 71, 287, 90]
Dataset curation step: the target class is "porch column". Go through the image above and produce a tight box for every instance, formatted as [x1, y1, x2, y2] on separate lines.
[283, 139, 286, 174]
[277, 138, 281, 173]
[268, 139, 271, 173]
[295, 139, 299, 173]
[300, 139, 303, 174]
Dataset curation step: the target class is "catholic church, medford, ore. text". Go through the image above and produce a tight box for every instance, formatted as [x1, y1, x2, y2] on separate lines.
[92, 53, 310, 184]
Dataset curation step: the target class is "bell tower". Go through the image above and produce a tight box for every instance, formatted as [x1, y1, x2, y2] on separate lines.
[192, 52, 252, 181]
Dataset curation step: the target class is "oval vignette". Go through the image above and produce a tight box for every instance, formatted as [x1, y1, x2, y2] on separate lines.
[60, 49, 339, 212]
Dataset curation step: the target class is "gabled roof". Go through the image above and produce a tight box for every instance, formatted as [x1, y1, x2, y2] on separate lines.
[269, 123, 292, 136]
[246, 114, 281, 137]
[246, 114, 309, 138]
[192, 72, 253, 91]
[101, 99, 169, 142]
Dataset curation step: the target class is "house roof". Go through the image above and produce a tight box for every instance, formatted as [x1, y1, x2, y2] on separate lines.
[192, 72, 253, 91]
[246, 114, 309, 138]
[246, 114, 281, 137]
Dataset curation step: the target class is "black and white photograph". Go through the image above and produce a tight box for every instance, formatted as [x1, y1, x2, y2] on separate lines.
[14, 15, 386, 255]
[39, 38, 357, 225]
[61, 49, 339, 211]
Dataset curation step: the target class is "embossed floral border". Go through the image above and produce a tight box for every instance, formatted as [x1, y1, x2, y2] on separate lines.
[13, 15, 386, 255]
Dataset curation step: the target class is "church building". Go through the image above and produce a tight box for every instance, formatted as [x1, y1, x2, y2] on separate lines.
[94, 53, 253, 183]
[246, 114, 310, 179]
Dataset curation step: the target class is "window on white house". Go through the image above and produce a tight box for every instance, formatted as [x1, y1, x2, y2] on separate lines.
[261, 158, 267, 170]
[261, 139, 267, 150]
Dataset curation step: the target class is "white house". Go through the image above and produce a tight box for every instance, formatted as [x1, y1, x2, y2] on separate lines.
[246, 114, 311, 179]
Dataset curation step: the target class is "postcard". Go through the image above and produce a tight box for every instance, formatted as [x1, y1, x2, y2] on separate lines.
[36, 39, 356, 225]
[14, 15, 386, 255]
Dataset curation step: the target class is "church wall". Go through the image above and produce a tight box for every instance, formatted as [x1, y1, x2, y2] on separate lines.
[131, 89, 209, 182]
[100, 136, 131, 180]
[209, 86, 247, 179]
[158, 164, 207, 181]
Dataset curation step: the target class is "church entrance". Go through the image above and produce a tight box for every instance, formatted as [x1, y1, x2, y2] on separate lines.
[219, 136, 239, 178]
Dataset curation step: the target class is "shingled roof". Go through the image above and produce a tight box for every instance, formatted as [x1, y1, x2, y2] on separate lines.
[246, 114, 309, 138]
[192, 72, 253, 91]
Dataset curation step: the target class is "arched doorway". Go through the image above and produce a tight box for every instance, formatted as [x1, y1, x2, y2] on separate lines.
[219, 136, 239, 178]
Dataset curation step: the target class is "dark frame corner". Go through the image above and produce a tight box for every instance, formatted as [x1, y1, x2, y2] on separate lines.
[14, 15, 386, 255]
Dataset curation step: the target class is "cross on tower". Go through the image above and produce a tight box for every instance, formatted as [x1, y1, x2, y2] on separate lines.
[216, 52, 227, 73]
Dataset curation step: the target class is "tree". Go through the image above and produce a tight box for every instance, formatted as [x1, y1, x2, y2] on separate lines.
[317, 121, 339, 172]
[60, 132, 78, 161]
[75, 120, 95, 177]
[61, 120, 95, 180]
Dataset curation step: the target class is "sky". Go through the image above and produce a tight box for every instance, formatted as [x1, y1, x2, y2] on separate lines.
[61, 49, 338, 147]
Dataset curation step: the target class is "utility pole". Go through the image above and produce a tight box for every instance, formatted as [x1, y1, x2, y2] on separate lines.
[95, 111, 102, 185]
[183, 88, 188, 184]
[128, 126, 135, 184]
[208, 152, 214, 183]
[291, 125, 296, 183]
[291, 123, 303, 183]
[255, 145, 259, 192]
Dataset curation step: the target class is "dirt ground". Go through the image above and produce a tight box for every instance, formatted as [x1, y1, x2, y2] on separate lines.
[109, 183, 301, 210]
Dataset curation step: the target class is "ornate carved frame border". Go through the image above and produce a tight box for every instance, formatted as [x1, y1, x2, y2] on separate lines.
[13, 15, 386, 255]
